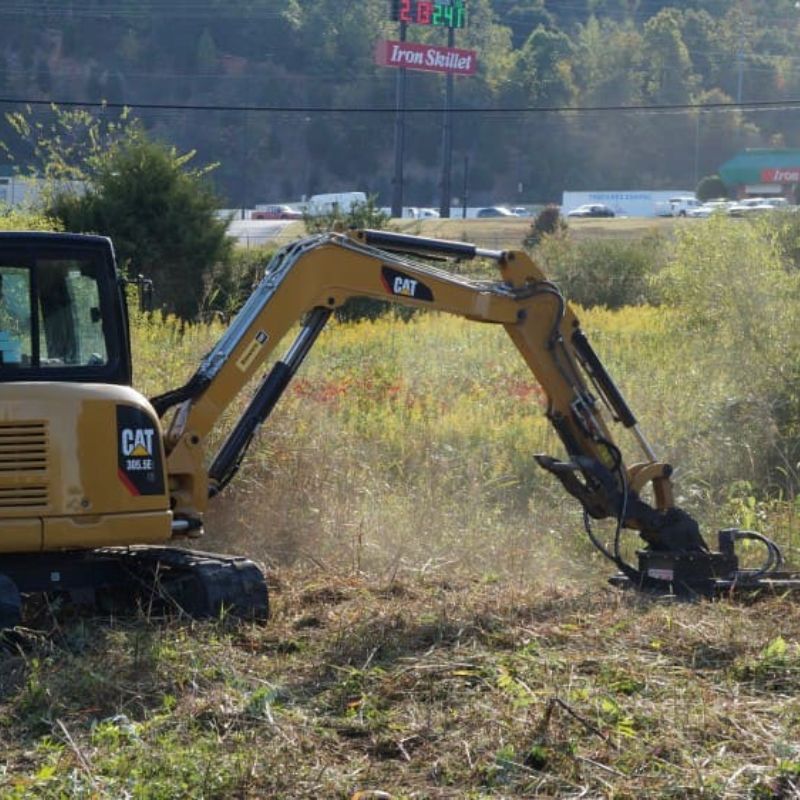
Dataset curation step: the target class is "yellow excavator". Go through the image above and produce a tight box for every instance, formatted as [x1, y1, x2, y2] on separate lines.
[0, 228, 792, 626]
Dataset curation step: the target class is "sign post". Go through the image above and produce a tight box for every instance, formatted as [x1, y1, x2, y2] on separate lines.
[439, 25, 455, 218]
[383, 1, 472, 218]
[391, 22, 407, 219]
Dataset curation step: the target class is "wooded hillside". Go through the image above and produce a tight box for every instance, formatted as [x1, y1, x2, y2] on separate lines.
[1, 0, 799, 206]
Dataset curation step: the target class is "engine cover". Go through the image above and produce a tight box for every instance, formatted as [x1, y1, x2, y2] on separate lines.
[0, 383, 171, 552]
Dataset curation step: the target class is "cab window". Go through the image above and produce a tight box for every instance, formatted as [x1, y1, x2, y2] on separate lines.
[0, 256, 109, 370]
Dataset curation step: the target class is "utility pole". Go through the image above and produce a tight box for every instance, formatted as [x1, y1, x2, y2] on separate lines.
[735, 1, 747, 152]
[439, 26, 455, 218]
[391, 22, 407, 218]
[461, 154, 469, 218]
[736, 32, 744, 106]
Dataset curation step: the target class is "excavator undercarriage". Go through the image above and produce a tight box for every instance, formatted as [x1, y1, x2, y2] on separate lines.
[0, 547, 268, 628]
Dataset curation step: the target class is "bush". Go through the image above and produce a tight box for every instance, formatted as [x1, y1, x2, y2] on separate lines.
[654, 214, 800, 494]
[765, 208, 800, 272]
[0, 206, 59, 231]
[303, 196, 389, 235]
[52, 134, 231, 320]
[8, 106, 231, 321]
[523, 204, 566, 248]
[695, 174, 728, 202]
[534, 233, 664, 308]
[204, 243, 276, 318]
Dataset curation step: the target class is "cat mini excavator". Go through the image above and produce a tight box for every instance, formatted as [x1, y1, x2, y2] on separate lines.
[0, 228, 795, 626]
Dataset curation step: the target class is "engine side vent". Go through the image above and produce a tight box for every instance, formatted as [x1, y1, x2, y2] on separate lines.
[0, 485, 49, 507]
[0, 422, 48, 473]
[0, 422, 49, 509]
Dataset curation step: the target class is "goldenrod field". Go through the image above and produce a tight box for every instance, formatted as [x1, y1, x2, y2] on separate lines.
[130, 294, 800, 581]
[3, 217, 800, 798]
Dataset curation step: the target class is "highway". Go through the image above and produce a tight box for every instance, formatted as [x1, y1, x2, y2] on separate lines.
[226, 219, 296, 247]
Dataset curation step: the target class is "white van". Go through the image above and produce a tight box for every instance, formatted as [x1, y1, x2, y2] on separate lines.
[667, 196, 701, 217]
[308, 191, 367, 215]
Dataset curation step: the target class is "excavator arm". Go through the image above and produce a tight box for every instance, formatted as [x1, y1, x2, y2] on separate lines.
[152, 229, 710, 583]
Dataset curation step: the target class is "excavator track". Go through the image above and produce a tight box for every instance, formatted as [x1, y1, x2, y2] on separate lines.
[0, 546, 268, 629]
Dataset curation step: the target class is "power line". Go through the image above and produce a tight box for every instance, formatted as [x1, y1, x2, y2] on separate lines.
[2, 95, 800, 115]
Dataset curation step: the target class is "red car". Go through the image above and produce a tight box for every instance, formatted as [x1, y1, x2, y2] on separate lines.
[251, 204, 303, 220]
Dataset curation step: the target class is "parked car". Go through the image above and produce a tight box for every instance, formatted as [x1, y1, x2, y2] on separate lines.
[510, 206, 531, 216]
[727, 198, 767, 217]
[476, 206, 517, 218]
[752, 197, 790, 212]
[251, 204, 303, 220]
[686, 199, 732, 218]
[727, 197, 788, 217]
[566, 203, 615, 218]
[418, 208, 440, 218]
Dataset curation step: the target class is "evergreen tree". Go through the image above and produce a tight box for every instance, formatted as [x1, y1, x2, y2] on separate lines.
[52, 131, 231, 320]
[7, 107, 233, 320]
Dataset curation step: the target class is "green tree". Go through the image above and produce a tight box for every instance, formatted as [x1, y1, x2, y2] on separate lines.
[695, 174, 727, 202]
[511, 26, 574, 106]
[53, 133, 231, 319]
[6, 105, 231, 319]
[642, 9, 694, 104]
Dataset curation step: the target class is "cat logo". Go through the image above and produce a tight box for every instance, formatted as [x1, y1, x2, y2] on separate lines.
[236, 329, 270, 372]
[120, 427, 156, 474]
[381, 266, 434, 302]
[116, 406, 165, 496]
[121, 427, 155, 460]
[393, 276, 418, 296]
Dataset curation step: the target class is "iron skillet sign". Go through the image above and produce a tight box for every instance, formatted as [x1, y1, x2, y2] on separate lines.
[374, 39, 477, 76]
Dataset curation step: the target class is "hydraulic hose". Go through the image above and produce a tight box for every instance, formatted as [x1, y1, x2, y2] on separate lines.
[723, 529, 785, 583]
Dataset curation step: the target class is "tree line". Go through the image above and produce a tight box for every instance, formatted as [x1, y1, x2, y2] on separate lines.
[1, 0, 800, 206]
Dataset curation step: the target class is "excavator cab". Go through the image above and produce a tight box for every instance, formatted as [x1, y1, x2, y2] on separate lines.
[0, 233, 131, 385]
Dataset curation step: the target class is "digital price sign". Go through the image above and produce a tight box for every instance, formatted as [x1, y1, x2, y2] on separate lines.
[390, 0, 467, 29]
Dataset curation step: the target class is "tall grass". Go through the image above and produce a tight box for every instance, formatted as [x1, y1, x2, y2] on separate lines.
[5, 217, 800, 799]
[132, 304, 799, 585]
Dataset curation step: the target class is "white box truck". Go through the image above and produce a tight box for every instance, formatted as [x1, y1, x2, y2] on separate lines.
[562, 190, 696, 218]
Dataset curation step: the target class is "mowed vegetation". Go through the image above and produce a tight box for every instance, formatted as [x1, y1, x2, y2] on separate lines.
[4, 214, 800, 797]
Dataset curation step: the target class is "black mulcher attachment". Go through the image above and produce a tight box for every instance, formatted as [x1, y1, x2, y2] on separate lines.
[536, 452, 800, 598]
[534, 322, 799, 598]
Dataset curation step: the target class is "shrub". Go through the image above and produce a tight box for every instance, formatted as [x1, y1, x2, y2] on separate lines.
[0, 206, 59, 231]
[302, 195, 389, 235]
[523, 204, 566, 248]
[654, 214, 800, 493]
[695, 174, 728, 202]
[534, 233, 664, 308]
[765, 208, 800, 272]
[8, 106, 231, 321]
[51, 134, 231, 321]
[204, 243, 276, 318]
